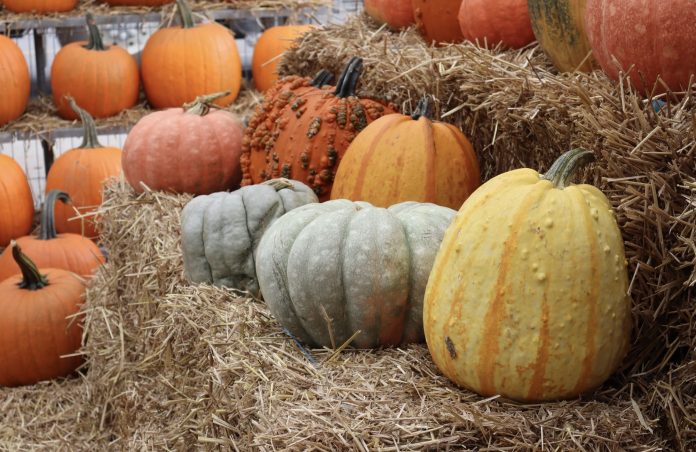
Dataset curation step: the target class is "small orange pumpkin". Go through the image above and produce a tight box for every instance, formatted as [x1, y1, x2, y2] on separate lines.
[458, 0, 535, 49]
[252, 25, 315, 93]
[0, 154, 34, 247]
[0, 35, 30, 126]
[2, 0, 77, 12]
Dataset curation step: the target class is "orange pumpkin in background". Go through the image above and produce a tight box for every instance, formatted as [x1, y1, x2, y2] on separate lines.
[0, 155, 34, 248]
[364, 0, 415, 30]
[252, 25, 315, 92]
[411, 0, 463, 44]
[2, 0, 77, 12]
[0, 35, 30, 126]
[458, 0, 536, 49]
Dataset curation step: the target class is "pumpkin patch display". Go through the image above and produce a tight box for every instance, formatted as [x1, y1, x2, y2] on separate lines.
[0, 191, 105, 282]
[458, 0, 535, 49]
[1, 0, 77, 12]
[331, 96, 480, 209]
[256, 199, 456, 349]
[424, 149, 631, 402]
[0, 242, 85, 387]
[0, 154, 34, 247]
[122, 91, 244, 195]
[411, 0, 463, 44]
[181, 178, 318, 295]
[364, 0, 415, 30]
[252, 25, 315, 92]
[140, 0, 242, 108]
[0, 35, 30, 126]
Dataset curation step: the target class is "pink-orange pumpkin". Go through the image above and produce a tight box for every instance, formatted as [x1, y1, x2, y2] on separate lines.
[458, 0, 535, 49]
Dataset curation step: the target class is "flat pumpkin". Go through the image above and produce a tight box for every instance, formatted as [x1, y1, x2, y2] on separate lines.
[256, 199, 455, 349]
[458, 0, 535, 49]
[424, 149, 631, 402]
[0, 35, 30, 126]
[252, 25, 315, 93]
[0, 154, 34, 247]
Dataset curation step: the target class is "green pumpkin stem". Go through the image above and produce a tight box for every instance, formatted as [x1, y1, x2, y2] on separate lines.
[334, 57, 363, 98]
[542, 148, 595, 189]
[310, 69, 334, 88]
[411, 96, 433, 120]
[83, 13, 107, 51]
[263, 178, 294, 191]
[67, 97, 104, 149]
[11, 241, 49, 291]
[39, 190, 71, 241]
[184, 91, 231, 116]
[175, 0, 195, 29]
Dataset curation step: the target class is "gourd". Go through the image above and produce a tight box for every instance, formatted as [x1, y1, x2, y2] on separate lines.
[2, 0, 77, 13]
[256, 199, 456, 349]
[252, 25, 315, 93]
[122, 92, 244, 195]
[51, 14, 140, 120]
[424, 149, 631, 402]
[458, 0, 535, 49]
[364, 0, 415, 30]
[181, 178, 318, 295]
[0, 154, 34, 247]
[411, 0, 464, 44]
[331, 96, 480, 209]
[0, 35, 30, 126]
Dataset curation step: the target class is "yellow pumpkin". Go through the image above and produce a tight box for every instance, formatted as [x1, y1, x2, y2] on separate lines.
[424, 149, 631, 402]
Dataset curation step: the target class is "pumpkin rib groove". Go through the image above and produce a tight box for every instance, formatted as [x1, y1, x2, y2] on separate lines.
[394, 213, 414, 345]
[527, 270, 551, 400]
[337, 211, 354, 345]
[238, 192, 257, 279]
[422, 118, 437, 202]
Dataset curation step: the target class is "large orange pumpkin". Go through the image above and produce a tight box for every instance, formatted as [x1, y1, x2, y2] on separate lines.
[140, 0, 242, 108]
[458, 0, 535, 49]
[45, 99, 122, 239]
[122, 91, 245, 194]
[0, 35, 30, 126]
[252, 25, 315, 93]
[364, 0, 415, 30]
[0, 190, 105, 282]
[331, 97, 480, 209]
[2, 0, 77, 12]
[411, 0, 463, 44]
[0, 242, 85, 387]
[585, 0, 696, 93]
[51, 14, 140, 120]
[0, 154, 34, 247]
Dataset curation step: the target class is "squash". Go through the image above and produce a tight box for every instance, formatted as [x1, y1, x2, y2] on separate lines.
[331, 96, 480, 209]
[364, 0, 415, 30]
[252, 25, 315, 93]
[122, 91, 244, 194]
[140, 0, 242, 108]
[424, 149, 631, 402]
[2, 0, 77, 12]
[0, 154, 34, 247]
[256, 199, 455, 348]
[0, 190, 105, 282]
[181, 178, 318, 295]
[528, 0, 596, 72]
[411, 0, 463, 44]
[585, 0, 696, 93]
[458, 0, 535, 49]
[51, 14, 140, 120]
[0, 241, 85, 387]
[0, 35, 30, 126]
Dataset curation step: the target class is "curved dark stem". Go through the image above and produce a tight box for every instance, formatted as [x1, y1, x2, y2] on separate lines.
[310, 69, 334, 88]
[67, 97, 103, 149]
[11, 241, 49, 291]
[334, 57, 363, 98]
[83, 13, 107, 51]
[39, 190, 71, 241]
[542, 148, 595, 189]
[411, 96, 433, 120]
[175, 0, 195, 29]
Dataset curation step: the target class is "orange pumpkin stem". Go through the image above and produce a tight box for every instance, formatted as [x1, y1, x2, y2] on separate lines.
[39, 190, 71, 241]
[67, 97, 104, 149]
[83, 13, 107, 51]
[411, 96, 433, 120]
[334, 57, 363, 98]
[175, 0, 195, 29]
[542, 148, 595, 189]
[184, 91, 231, 116]
[11, 240, 49, 290]
[310, 69, 334, 88]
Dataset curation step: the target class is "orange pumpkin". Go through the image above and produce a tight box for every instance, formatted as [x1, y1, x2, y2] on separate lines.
[411, 0, 464, 44]
[2, 0, 77, 12]
[45, 99, 122, 239]
[331, 97, 480, 209]
[122, 91, 245, 194]
[0, 155, 34, 247]
[51, 14, 140, 120]
[241, 57, 398, 200]
[0, 242, 85, 387]
[252, 25, 315, 93]
[102, 0, 172, 5]
[0, 35, 30, 126]
[0, 190, 105, 282]
[458, 0, 535, 49]
[364, 0, 415, 30]
[141, 0, 242, 108]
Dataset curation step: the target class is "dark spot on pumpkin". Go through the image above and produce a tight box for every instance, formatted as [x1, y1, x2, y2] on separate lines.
[300, 152, 310, 169]
[336, 104, 348, 128]
[318, 169, 331, 182]
[307, 117, 322, 138]
[280, 164, 291, 179]
[350, 102, 368, 131]
[327, 147, 338, 167]
[445, 337, 457, 359]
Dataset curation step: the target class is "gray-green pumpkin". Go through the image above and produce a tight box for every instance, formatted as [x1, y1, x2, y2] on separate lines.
[255, 199, 456, 349]
[181, 178, 318, 294]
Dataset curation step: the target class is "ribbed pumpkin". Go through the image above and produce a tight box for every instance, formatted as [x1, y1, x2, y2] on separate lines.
[45, 99, 122, 239]
[365, 0, 415, 30]
[0, 191, 105, 282]
[0, 35, 30, 126]
[256, 199, 456, 348]
[241, 57, 397, 200]
[122, 92, 244, 194]
[331, 97, 480, 209]
[103, 0, 172, 5]
[411, 0, 463, 44]
[0, 242, 85, 387]
[424, 149, 631, 402]
[585, 0, 696, 93]
[2, 0, 77, 12]
[51, 14, 140, 120]
[252, 25, 315, 93]
[0, 155, 34, 247]
[458, 0, 535, 49]
[140, 0, 242, 108]
[528, 0, 596, 72]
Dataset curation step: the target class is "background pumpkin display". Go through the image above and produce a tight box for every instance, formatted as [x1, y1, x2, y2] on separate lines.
[0, 35, 30, 126]
[252, 25, 315, 93]
[256, 199, 456, 349]
[1, 0, 77, 12]
[181, 178, 318, 296]
[0, 154, 34, 248]
[411, 0, 463, 44]
[364, 0, 415, 30]
[458, 0, 535, 49]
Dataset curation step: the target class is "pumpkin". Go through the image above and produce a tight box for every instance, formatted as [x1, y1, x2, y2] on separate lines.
[45, 99, 122, 239]
[2, 0, 77, 12]
[51, 14, 140, 120]
[103, 0, 172, 5]
[0, 154, 34, 247]
[181, 178, 318, 295]
[411, 0, 463, 44]
[458, 0, 535, 49]
[140, 0, 242, 108]
[241, 57, 397, 200]
[424, 149, 631, 402]
[364, 0, 415, 30]
[585, 0, 696, 93]
[0, 191, 105, 282]
[0, 35, 30, 126]
[256, 199, 455, 348]
[0, 241, 85, 387]
[528, 0, 596, 73]
[122, 91, 244, 194]
[331, 96, 480, 209]
[252, 25, 315, 93]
